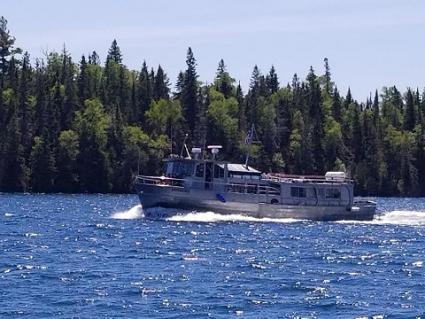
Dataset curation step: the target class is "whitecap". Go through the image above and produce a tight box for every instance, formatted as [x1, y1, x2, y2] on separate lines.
[24, 233, 39, 237]
[111, 205, 143, 220]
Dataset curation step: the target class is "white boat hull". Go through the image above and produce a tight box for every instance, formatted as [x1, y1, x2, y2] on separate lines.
[136, 184, 375, 221]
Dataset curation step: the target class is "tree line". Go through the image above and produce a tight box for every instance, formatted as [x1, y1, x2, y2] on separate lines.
[0, 17, 424, 196]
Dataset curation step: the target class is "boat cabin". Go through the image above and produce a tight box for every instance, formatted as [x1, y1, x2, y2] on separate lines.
[157, 146, 353, 207]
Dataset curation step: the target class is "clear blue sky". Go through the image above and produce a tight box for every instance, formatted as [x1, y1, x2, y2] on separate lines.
[3, 0, 425, 100]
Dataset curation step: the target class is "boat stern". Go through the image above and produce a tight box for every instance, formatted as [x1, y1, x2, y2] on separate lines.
[351, 200, 377, 220]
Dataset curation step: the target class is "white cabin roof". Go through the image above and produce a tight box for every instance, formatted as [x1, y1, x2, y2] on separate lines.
[218, 163, 261, 174]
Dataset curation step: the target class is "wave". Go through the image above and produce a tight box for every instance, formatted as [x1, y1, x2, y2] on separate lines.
[338, 210, 425, 226]
[166, 211, 301, 223]
[111, 205, 143, 220]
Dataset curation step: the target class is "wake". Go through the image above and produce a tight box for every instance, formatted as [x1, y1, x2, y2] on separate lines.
[166, 211, 300, 223]
[111, 205, 144, 220]
[339, 210, 425, 226]
[167, 210, 425, 225]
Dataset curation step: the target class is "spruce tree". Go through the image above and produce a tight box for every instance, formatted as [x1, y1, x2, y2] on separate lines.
[403, 88, 415, 131]
[306, 66, 325, 172]
[0, 16, 21, 87]
[181, 47, 199, 141]
[62, 55, 79, 129]
[78, 55, 90, 102]
[107, 39, 122, 64]
[215, 59, 234, 98]
[331, 87, 342, 122]
[75, 99, 111, 193]
[266, 65, 279, 94]
[323, 57, 332, 95]
[137, 61, 152, 125]
[235, 82, 246, 132]
[153, 65, 170, 100]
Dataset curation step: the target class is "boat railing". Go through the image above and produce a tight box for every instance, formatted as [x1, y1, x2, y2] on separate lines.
[264, 173, 353, 184]
[135, 175, 185, 189]
[136, 174, 282, 196]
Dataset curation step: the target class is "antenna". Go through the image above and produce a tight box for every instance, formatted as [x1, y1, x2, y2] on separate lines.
[137, 148, 140, 175]
[180, 134, 188, 157]
[244, 124, 255, 168]
[180, 134, 192, 159]
[170, 124, 173, 155]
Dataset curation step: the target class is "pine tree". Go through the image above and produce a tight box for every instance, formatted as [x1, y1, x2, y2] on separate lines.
[344, 87, 353, 109]
[215, 59, 234, 98]
[245, 65, 261, 126]
[107, 39, 122, 64]
[306, 66, 325, 172]
[331, 87, 342, 122]
[372, 90, 379, 125]
[323, 57, 332, 95]
[34, 60, 49, 136]
[89, 51, 100, 65]
[235, 82, 246, 133]
[0, 16, 21, 87]
[62, 55, 79, 129]
[276, 92, 292, 163]
[18, 52, 34, 164]
[30, 133, 56, 192]
[137, 61, 152, 125]
[75, 99, 111, 193]
[153, 65, 170, 100]
[78, 55, 90, 102]
[55, 130, 79, 192]
[403, 88, 415, 131]
[181, 47, 199, 141]
[266, 65, 279, 94]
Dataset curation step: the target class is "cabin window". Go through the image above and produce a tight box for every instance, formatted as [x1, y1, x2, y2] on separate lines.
[195, 164, 204, 178]
[325, 188, 341, 199]
[214, 165, 225, 179]
[291, 187, 306, 198]
[229, 173, 260, 180]
[163, 162, 173, 177]
[165, 161, 194, 178]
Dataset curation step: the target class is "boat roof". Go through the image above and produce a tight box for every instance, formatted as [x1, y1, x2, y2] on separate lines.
[218, 163, 261, 174]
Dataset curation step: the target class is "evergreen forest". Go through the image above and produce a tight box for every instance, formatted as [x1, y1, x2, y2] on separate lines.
[0, 17, 424, 196]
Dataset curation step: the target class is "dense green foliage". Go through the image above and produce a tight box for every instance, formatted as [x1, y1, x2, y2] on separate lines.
[0, 17, 424, 196]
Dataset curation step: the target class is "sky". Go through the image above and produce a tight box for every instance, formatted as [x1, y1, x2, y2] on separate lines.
[3, 0, 425, 100]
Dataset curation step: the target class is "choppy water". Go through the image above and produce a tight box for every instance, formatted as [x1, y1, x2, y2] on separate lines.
[1, 194, 425, 318]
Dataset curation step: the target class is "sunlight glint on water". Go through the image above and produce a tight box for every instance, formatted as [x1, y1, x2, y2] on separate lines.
[1, 194, 425, 318]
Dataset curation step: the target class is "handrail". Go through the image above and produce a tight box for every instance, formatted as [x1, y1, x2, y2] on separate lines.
[263, 173, 353, 183]
[136, 174, 186, 182]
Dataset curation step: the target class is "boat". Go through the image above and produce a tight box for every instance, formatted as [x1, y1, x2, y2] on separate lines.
[134, 145, 376, 221]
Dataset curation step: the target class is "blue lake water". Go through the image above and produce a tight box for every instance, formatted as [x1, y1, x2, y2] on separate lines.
[1, 194, 425, 318]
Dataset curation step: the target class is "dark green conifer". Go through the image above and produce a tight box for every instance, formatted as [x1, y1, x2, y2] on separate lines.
[266, 65, 279, 94]
[403, 88, 415, 131]
[137, 61, 152, 125]
[107, 39, 122, 64]
[0, 16, 21, 87]
[181, 47, 199, 140]
[153, 65, 170, 100]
